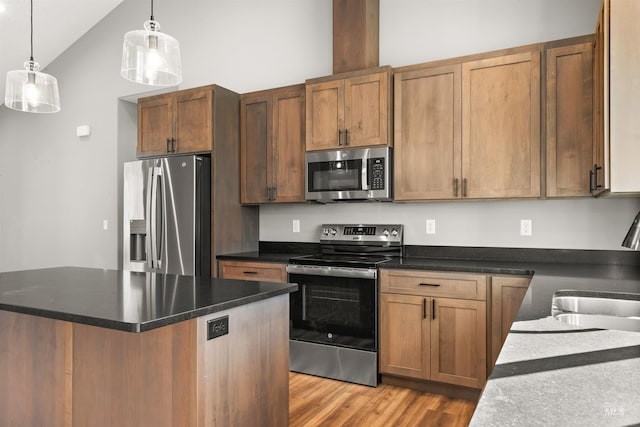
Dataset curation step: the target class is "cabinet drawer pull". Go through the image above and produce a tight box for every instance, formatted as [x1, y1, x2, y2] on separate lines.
[423, 298, 427, 319]
[419, 283, 441, 287]
[432, 299, 436, 320]
[243, 271, 258, 275]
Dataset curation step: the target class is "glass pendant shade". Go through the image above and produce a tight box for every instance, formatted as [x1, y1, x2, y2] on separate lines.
[5, 61, 61, 113]
[121, 20, 182, 86]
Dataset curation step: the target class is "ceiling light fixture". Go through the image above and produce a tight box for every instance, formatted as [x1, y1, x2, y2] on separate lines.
[120, 0, 182, 86]
[4, 0, 61, 113]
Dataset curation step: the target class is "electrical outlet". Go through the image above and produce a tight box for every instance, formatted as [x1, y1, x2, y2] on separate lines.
[520, 219, 532, 236]
[292, 219, 300, 233]
[426, 219, 436, 234]
[103, 220, 109, 231]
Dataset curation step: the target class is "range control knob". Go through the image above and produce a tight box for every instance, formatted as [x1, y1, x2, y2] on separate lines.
[382, 228, 390, 236]
[391, 229, 399, 237]
[322, 228, 330, 236]
[330, 228, 337, 236]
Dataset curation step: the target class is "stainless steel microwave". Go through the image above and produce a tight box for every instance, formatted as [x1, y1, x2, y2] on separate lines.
[305, 147, 392, 202]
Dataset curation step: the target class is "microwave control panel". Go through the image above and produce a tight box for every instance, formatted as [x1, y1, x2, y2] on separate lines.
[369, 158, 385, 190]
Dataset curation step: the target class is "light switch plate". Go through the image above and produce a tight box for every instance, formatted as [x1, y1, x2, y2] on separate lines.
[292, 219, 300, 233]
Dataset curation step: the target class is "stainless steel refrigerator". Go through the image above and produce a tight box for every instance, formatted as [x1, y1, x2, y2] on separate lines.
[123, 155, 211, 277]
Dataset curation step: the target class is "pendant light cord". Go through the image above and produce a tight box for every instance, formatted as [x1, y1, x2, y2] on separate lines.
[150, 0, 154, 21]
[30, 0, 34, 61]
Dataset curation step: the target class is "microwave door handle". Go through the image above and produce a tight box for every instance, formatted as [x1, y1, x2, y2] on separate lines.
[361, 159, 369, 191]
[145, 166, 154, 269]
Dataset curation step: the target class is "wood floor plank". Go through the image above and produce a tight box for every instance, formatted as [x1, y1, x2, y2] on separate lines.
[289, 373, 476, 427]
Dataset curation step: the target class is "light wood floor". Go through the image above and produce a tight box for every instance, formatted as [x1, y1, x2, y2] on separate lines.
[289, 372, 476, 427]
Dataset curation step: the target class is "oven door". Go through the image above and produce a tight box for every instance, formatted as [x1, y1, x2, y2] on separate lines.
[287, 266, 377, 352]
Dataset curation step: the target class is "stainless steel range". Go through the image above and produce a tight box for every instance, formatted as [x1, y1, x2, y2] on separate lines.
[286, 224, 403, 386]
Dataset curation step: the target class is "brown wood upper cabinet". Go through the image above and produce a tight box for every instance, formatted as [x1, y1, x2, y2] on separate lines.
[591, 0, 640, 195]
[138, 87, 214, 157]
[240, 85, 305, 204]
[394, 49, 540, 200]
[462, 50, 541, 199]
[379, 269, 487, 389]
[545, 39, 594, 198]
[306, 67, 391, 151]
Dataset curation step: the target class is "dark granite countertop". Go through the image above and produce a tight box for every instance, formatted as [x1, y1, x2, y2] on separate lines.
[0, 267, 297, 333]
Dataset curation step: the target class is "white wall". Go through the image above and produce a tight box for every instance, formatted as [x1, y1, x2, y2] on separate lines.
[0, 0, 637, 273]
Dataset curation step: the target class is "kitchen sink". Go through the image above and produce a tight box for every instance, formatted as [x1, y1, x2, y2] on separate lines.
[551, 290, 640, 333]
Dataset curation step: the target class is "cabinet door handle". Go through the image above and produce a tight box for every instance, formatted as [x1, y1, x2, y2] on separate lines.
[462, 178, 468, 198]
[345, 129, 350, 146]
[166, 138, 172, 153]
[267, 187, 272, 201]
[272, 187, 277, 201]
[589, 169, 595, 192]
[419, 283, 441, 287]
[594, 164, 602, 190]
[338, 129, 343, 146]
[432, 299, 436, 320]
[423, 298, 427, 319]
[454, 178, 459, 197]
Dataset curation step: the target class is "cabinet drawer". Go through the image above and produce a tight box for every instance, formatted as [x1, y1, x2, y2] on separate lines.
[218, 260, 287, 283]
[379, 269, 486, 301]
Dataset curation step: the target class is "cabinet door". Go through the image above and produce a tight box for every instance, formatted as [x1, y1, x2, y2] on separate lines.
[592, 4, 606, 194]
[546, 42, 593, 197]
[240, 94, 271, 204]
[430, 298, 486, 388]
[462, 51, 541, 198]
[138, 96, 172, 157]
[306, 80, 344, 151]
[173, 89, 213, 154]
[272, 87, 306, 202]
[394, 65, 462, 200]
[379, 293, 430, 380]
[344, 71, 389, 148]
[490, 276, 530, 370]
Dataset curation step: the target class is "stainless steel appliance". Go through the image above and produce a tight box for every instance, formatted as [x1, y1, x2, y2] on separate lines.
[123, 155, 211, 277]
[287, 224, 403, 386]
[305, 147, 392, 202]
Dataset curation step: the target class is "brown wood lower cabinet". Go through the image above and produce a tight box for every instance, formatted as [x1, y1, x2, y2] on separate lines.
[489, 275, 531, 371]
[218, 260, 287, 283]
[0, 296, 290, 427]
[379, 269, 487, 389]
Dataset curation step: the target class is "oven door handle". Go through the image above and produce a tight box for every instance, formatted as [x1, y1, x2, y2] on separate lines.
[286, 264, 377, 280]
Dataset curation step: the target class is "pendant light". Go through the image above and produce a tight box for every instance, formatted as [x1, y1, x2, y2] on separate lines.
[120, 0, 182, 86]
[4, 0, 61, 113]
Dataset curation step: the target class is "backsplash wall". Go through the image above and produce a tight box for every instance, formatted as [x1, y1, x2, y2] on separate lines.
[260, 198, 640, 250]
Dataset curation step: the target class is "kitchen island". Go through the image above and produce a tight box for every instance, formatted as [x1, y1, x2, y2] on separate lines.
[0, 267, 297, 427]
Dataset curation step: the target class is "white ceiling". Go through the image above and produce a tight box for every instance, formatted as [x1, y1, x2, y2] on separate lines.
[0, 0, 123, 103]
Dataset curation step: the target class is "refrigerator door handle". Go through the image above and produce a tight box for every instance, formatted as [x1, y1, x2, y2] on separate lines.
[149, 166, 163, 269]
[156, 167, 165, 270]
[145, 166, 155, 269]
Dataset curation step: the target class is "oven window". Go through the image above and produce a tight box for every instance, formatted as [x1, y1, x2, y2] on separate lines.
[289, 273, 376, 351]
[308, 159, 362, 192]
